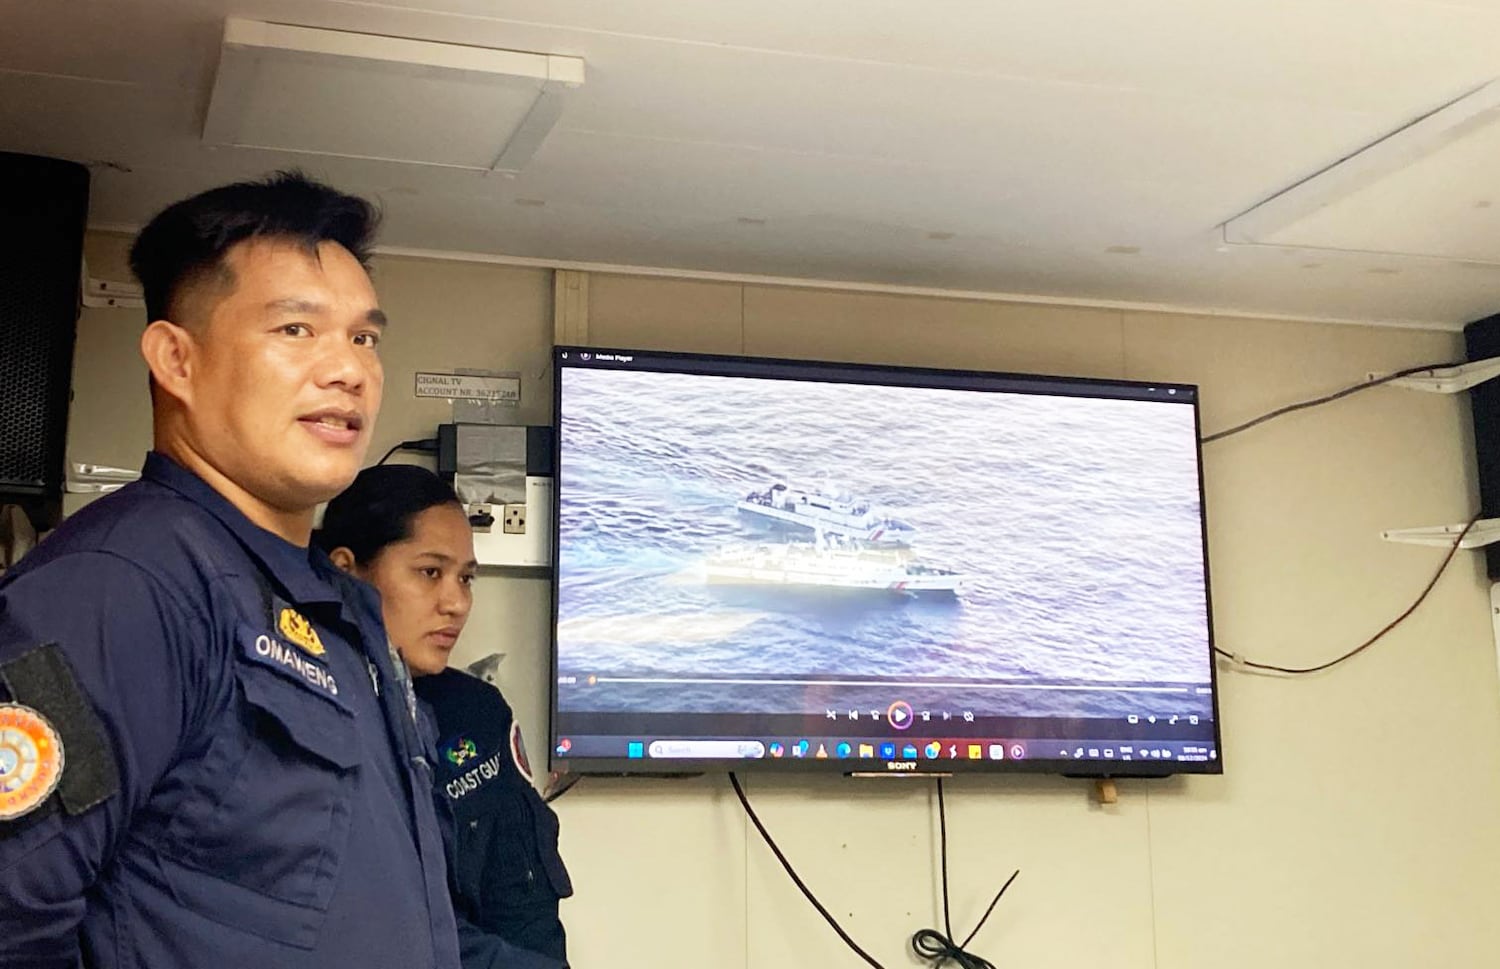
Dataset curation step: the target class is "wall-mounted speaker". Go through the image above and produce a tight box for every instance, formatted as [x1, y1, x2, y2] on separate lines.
[1464, 311, 1500, 579]
[0, 152, 90, 528]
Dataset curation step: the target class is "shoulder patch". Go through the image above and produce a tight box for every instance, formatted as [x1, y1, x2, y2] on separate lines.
[0, 703, 64, 821]
[444, 736, 478, 766]
[277, 607, 325, 657]
[0, 644, 118, 817]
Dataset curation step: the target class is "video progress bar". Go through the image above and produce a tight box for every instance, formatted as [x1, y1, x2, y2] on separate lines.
[591, 676, 1194, 693]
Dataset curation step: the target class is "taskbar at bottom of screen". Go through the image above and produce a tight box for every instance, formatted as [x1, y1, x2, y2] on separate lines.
[551, 735, 1220, 772]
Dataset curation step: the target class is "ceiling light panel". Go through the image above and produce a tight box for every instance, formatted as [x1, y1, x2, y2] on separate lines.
[203, 18, 584, 172]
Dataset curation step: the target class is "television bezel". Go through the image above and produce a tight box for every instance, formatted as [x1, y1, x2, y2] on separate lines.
[547, 345, 1223, 779]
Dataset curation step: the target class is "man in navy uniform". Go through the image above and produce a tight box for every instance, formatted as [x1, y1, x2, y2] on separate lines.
[0, 173, 481, 968]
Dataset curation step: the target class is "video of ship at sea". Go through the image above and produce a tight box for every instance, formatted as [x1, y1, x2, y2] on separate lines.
[554, 367, 1214, 720]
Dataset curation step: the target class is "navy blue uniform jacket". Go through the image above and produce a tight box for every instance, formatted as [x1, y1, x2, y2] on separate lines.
[417, 669, 572, 968]
[0, 453, 467, 969]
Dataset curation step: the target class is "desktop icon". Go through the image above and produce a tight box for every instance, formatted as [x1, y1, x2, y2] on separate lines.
[924, 741, 942, 759]
[627, 742, 644, 759]
[555, 738, 573, 755]
[769, 742, 785, 758]
[858, 743, 875, 758]
[948, 744, 959, 758]
[793, 740, 810, 758]
[880, 742, 897, 760]
[815, 743, 829, 759]
[836, 742, 852, 758]
[1009, 743, 1026, 760]
[902, 744, 919, 759]
[988, 744, 1004, 760]
[967, 744, 981, 760]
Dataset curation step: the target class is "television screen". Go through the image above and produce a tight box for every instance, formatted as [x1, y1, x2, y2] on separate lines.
[549, 346, 1220, 777]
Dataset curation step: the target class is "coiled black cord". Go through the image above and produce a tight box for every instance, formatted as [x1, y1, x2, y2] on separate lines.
[729, 772, 1018, 968]
[910, 779, 1018, 968]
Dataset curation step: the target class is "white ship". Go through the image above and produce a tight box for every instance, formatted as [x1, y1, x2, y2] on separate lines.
[704, 539, 966, 594]
[736, 482, 917, 545]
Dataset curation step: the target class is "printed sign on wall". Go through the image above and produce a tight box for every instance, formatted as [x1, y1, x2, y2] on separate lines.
[414, 372, 520, 404]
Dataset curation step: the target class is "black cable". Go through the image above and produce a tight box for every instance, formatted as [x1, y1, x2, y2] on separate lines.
[1200, 360, 1463, 445]
[1215, 511, 1479, 675]
[727, 772, 888, 969]
[909, 779, 1018, 969]
[376, 437, 438, 466]
[728, 773, 1021, 969]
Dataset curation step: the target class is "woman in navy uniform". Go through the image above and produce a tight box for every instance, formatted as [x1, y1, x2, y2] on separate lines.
[318, 465, 573, 969]
[0, 175, 476, 968]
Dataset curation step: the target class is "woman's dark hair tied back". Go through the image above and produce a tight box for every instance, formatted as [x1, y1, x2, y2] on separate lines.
[316, 465, 463, 565]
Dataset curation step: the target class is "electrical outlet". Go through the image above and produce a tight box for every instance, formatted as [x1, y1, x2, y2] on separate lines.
[501, 503, 527, 535]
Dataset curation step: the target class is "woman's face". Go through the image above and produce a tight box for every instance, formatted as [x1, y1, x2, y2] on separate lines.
[360, 503, 478, 676]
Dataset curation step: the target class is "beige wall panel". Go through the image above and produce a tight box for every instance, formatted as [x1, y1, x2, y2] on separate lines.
[1124, 312, 1500, 969]
[743, 774, 1157, 969]
[551, 776, 749, 967]
[63, 232, 150, 516]
[744, 286, 1126, 378]
[586, 273, 745, 353]
[1127, 313, 1475, 664]
[366, 255, 554, 452]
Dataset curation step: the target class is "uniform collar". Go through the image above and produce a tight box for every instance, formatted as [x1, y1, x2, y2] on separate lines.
[141, 451, 348, 609]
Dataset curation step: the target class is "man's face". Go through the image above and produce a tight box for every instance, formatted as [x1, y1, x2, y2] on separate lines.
[182, 238, 385, 514]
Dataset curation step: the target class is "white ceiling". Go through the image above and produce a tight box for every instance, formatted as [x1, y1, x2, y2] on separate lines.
[5, 0, 1500, 328]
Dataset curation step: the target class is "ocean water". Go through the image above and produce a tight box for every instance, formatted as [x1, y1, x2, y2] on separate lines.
[555, 367, 1214, 719]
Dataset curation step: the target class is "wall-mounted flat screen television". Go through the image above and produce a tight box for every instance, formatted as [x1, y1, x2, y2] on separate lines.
[549, 346, 1221, 777]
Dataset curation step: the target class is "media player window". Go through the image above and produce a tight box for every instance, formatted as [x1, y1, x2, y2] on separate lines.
[550, 349, 1220, 776]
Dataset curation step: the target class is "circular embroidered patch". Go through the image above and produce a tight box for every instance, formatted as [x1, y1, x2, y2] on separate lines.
[0, 703, 64, 821]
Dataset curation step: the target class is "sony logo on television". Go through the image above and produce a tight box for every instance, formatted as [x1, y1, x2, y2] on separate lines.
[886, 761, 917, 771]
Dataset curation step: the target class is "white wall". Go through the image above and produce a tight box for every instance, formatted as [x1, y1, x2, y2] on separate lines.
[70, 233, 1500, 969]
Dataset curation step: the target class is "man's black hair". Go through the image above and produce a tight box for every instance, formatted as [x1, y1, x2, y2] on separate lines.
[315, 465, 463, 566]
[129, 170, 381, 324]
